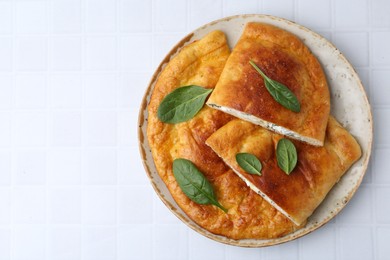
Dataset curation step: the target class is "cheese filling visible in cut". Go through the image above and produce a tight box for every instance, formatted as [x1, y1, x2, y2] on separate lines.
[207, 103, 323, 147]
[230, 166, 300, 225]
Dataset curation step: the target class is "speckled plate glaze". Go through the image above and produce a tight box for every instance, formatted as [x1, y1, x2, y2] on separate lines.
[138, 14, 373, 247]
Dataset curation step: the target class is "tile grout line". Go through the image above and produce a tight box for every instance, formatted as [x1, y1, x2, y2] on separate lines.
[151, 1, 157, 260]
[115, 0, 121, 258]
[45, 0, 51, 258]
[80, 0, 87, 258]
[366, 2, 377, 259]
[9, 0, 17, 258]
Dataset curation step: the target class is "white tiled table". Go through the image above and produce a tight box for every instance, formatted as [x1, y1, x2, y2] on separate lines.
[0, 0, 389, 259]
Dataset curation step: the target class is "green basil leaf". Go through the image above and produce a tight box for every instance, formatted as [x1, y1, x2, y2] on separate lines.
[172, 158, 227, 213]
[276, 138, 298, 175]
[235, 153, 262, 176]
[249, 60, 301, 112]
[157, 85, 213, 123]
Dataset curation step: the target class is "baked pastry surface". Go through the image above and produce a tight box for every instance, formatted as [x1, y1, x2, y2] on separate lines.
[207, 22, 330, 146]
[147, 31, 299, 239]
[206, 117, 362, 225]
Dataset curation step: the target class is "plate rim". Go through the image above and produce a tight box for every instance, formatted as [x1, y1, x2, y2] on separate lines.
[138, 14, 373, 247]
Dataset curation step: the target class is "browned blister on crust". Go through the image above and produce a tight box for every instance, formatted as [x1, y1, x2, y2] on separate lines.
[207, 22, 330, 146]
[206, 117, 362, 225]
[147, 31, 300, 239]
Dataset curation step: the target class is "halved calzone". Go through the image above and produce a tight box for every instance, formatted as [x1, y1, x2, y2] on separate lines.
[206, 117, 361, 225]
[207, 22, 330, 146]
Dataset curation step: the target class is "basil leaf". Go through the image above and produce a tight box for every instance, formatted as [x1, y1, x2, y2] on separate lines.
[249, 60, 301, 112]
[157, 85, 213, 123]
[276, 138, 298, 175]
[236, 153, 262, 176]
[172, 158, 227, 213]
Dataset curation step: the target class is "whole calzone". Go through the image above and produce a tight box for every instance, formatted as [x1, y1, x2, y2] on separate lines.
[207, 22, 330, 146]
[147, 31, 300, 239]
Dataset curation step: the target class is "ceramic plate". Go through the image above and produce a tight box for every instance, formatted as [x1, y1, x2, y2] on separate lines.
[138, 14, 373, 247]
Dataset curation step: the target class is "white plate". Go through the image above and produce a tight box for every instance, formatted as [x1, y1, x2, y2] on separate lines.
[138, 14, 373, 247]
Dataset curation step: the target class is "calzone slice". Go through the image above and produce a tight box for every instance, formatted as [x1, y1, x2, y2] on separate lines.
[147, 31, 300, 239]
[206, 117, 361, 225]
[207, 22, 330, 146]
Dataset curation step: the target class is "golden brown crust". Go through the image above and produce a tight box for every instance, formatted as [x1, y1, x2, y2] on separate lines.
[147, 31, 299, 239]
[207, 22, 330, 146]
[206, 116, 362, 225]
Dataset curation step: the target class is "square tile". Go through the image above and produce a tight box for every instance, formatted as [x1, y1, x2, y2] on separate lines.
[377, 227, 390, 260]
[85, 111, 117, 146]
[340, 227, 373, 260]
[376, 186, 390, 223]
[224, 0, 258, 17]
[85, 74, 117, 108]
[15, 150, 46, 185]
[119, 73, 150, 108]
[371, 70, 390, 106]
[15, 73, 46, 109]
[120, 35, 152, 71]
[50, 36, 81, 71]
[118, 110, 137, 146]
[372, 0, 390, 27]
[373, 148, 390, 183]
[153, 34, 182, 69]
[335, 0, 368, 27]
[49, 74, 82, 108]
[118, 148, 148, 185]
[336, 186, 372, 224]
[117, 225, 152, 260]
[263, 240, 299, 260]
[51, 111, 82, 146]
[118, 186, 152, 224]
[372, 32, 390, 66]
[154, 198, 180, 224]
[49, 188, 81, 224]
[0, 37, 12, 71]
[0, 112, 11, 147]
[154, 225, 188, 260]
[0, 75, 12, 109]
[16, 1, 47, 34]
[85, 37, 116, 70]
[51, 0, 82, 33]
[13, 226, 46, 260]
[48, 149, 81, 185]
[225, 245, 260, 260]
[0, 151, 11, 186]
[120, 0, 152, 32]
[374, 109, 390, 147]
[332, 32, 369, 67]
[0, 228, 10, 260]
[84, 149, 117, 185]
[14, 112, 46, 146]
[13, 187, 45, 224]
[300, 225, 336, 260]
[86, 0, 116, 33]
[82, 227, 116, 260]
[189, 231, 225, 260]
[297, 0, 331, 29]
[16, 37, 47, 71]
[49, 227, 81, 260]
[83, 187, 116, 225]
[262, 0, 294, 21]
[0, 188, 10, 224]
[155, 0, 186, 32]
[0, 2, 12, 34]
[189, 0, 222, 29]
